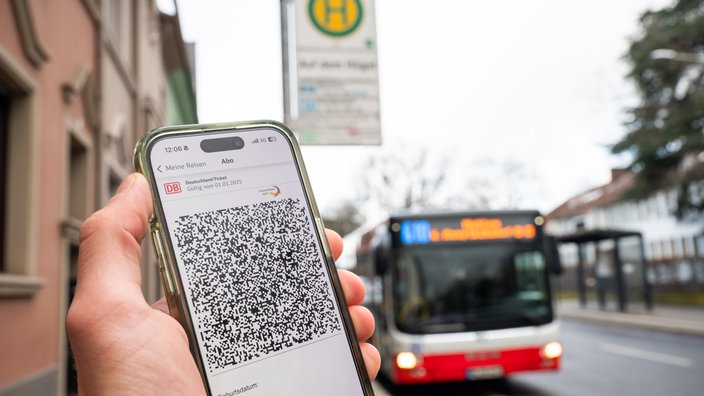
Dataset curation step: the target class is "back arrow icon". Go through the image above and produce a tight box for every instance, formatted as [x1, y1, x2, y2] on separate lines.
[157, 165, 163, 173]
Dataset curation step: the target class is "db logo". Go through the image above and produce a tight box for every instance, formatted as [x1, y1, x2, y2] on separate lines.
[164, 182, 182, 194]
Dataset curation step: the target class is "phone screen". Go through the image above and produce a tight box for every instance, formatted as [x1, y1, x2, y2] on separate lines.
[146, 125, 367, 395]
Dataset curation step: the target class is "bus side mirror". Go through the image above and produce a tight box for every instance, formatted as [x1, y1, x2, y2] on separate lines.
[373, 233, 391, 276]
[544, 235, 563, 275]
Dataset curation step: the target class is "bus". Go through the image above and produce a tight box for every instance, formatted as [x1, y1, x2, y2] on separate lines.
[353, 211, 563, 385]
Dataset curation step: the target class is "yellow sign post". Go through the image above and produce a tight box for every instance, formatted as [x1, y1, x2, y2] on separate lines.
[281, 0, 382, 145]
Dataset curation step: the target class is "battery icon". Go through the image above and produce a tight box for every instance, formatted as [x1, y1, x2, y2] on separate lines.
[267, 137, 277, 142]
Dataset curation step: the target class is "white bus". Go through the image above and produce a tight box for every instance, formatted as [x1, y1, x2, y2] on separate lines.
[354, 211, 563, 385]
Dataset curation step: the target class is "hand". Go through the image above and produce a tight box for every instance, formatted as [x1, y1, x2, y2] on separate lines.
[66, 173, 380, 394]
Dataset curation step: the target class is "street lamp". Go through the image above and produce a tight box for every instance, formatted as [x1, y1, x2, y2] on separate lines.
[650, 48, 704, 64]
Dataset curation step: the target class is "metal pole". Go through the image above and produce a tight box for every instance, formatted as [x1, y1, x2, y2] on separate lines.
[577, 242, 587, 308]
[640, 235, 653, 311]
[280, 0, 291, 121]
[613, 238, 627, 313]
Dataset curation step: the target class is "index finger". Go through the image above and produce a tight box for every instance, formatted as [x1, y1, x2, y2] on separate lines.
[325, 228, 343, 260]
[337, 268, 366, 306]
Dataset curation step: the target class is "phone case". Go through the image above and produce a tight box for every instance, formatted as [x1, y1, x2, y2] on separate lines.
[133, 120, 373, 395]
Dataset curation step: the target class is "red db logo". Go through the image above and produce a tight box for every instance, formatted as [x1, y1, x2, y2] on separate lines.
[164, 182, 182, 194]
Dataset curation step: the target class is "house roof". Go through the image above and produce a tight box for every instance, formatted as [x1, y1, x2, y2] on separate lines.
[546, 169, 636, 221]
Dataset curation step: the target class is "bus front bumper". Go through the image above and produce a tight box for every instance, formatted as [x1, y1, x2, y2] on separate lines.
[391, 344, 561, 385]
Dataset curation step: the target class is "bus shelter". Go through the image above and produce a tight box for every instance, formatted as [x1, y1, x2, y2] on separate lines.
[557, 229, 653, 312]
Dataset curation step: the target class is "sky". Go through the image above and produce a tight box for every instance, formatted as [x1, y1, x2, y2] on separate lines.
[162, 0, 676, 220]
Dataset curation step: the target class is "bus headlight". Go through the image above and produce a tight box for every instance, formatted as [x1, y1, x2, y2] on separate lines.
[396, 352, 418, 369]
[541, 341, 563, 359]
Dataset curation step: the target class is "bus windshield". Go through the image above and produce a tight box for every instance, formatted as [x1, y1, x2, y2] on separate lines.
[392, 243, 553, 334]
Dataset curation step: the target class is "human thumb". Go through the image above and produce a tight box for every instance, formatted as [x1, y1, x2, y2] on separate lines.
[72, 173, 153, 308]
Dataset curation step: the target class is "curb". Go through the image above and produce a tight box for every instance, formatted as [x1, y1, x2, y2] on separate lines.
[557, 310, 704, 337]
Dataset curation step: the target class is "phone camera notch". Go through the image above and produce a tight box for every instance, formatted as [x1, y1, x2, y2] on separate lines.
[200, 136, 245, 153]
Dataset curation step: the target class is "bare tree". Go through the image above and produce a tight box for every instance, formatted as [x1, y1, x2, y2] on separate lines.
[358, 146, 541, 216]
[359, 146, 450, 213]
[321, 200, 364, 237]
[321, 143, 542, 232]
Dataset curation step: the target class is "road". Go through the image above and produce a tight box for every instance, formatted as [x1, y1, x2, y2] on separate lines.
[373, 320, 704, 395]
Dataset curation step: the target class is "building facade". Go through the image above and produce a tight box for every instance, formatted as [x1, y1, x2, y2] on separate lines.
[0, 1, 197, 394]
[546, 168, 704, 296]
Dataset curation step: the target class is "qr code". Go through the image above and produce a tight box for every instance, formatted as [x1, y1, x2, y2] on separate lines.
[173, 198, 342, 373]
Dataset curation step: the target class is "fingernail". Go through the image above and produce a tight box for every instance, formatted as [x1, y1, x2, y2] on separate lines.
[116, 173, 138, 195]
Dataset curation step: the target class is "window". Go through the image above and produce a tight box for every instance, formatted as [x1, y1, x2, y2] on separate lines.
[684, 236, 696, 258]
[108, 169, 123, 202]
[105, 0, 122, 47]
[65, 244, 79, 392]
[650, 241, 662, 261]
[673, 238, 684, 259]
[661, 240, 673, 259]
[0, 45, 42, 296]
[0, 89, 8, 272]
[68, 134, 90, 221]
[61, 123, 93, 244]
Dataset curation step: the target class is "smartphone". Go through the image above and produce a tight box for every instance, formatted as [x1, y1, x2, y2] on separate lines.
[134, 120, 373, 396]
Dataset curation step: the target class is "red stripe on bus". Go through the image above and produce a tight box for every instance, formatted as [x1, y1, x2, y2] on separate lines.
[393, 346, 560, 384]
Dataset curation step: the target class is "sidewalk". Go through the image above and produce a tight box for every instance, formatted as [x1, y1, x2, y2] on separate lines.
[555, 299, 704, 337]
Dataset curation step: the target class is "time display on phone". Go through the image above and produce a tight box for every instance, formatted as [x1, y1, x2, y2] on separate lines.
[163, 145, 190, 153]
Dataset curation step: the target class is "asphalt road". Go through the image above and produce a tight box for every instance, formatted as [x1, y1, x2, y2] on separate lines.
[373, 319, 704, 395]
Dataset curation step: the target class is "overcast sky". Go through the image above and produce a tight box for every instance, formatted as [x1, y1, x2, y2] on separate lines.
[165, 0, 675, 218]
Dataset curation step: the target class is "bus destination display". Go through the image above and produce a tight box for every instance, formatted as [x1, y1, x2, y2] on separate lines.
[397, 217, 539, 245]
